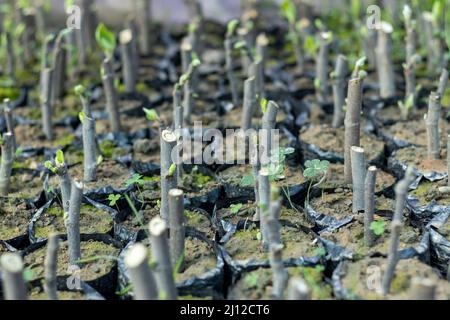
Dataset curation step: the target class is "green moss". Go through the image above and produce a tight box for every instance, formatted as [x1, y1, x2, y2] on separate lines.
[99, 140, 128, 159]
[192, 171, 213, 187]
[0, 86, 20, 101]
[34, 204, 113, 238]
[54, 134, 75, 148]
[290, 266, 333, 300]
[391, 273, 410, 294]
[143, 176, 160, 182]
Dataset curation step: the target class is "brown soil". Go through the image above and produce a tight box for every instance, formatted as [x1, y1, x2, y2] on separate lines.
[411, 180, 450, 206]
[300, 125, 384, 161]
[320, 219, 420, 259]
[48, 160, 130, 191]
[218, 164, 305, 189]
[24, 240, 119, 282]
[8, 171, 43, 199]
[341, 257, 450, 300]
[229, 266, 333, 300]
[33, 203, 113, 238]
[29, 286, 86, 300]
[436, 218, 450, 241]
[15, 124, 75, 149]
[147, 237, 217, 283]
[225, 224, 319, 263]
[216, 200, 314, 229]
[394, 146, 447, 175]
[180, 167, 220, 198]
[384, 119, 448, 147]
[223, 106, 287, 129]
[0, 197, 35, 240]
[121, 204, 212, 238]
[323, 163, 395, 192]
[95, 115, 150, 136]
[309, 189, 400, 220]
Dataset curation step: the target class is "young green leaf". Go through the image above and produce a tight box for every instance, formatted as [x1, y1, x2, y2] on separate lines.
[143, 108, 160, 122]
[240, 174, 255, 187]
[230, 203, 243, 214]
[167, 163, 177, 177]
[260, 98, 268, 114]
[370, 220, 386, 236]
[108, 194, 121, 207]
[55, 150, 65, 166]
[74, 84, 86, 96]
[226, 19, 239, 38]
[95, 23, 116, 57]
[78, 111, 85, 124]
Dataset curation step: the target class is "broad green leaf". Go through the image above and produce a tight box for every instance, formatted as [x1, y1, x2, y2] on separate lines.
[95, 23, 116, 57]
[143, 108, 160, 122]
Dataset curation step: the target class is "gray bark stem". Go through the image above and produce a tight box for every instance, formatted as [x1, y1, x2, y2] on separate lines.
[241, 77, 256, 131]
[382, 167, 414, 295]
[316, 32, 331, 103]
[120, 29, 137, 93]
[287, 278, 310, 300]
[149, 217, 178, 300]
[344, 77, 363, 183]
[0, 253, 28, 300]
[225, 37, 240, 106]
[124, 243, 159, 300]
[376, 22, 396, 99]
[332, 54, 348, 128]
[3, 104, 16, 152]
[40, 68, 54, 140]
[135, 0, 152, 56]
[160, 129, 177, 221]
[102, 58, 122, 134]
[44, 233, 60, 300]
[168, 189, 185, 273]
[364, 166, 377, 247]
[258, 168, 270, 251]
[425, 92, 441, 160]
[0, 133, 14, 196]
[67, 180, 83, 266]
[351, 146, 366, 213]
[437, 68, 449, 99]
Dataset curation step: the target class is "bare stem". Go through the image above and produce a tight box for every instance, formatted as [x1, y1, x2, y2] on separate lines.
[364, 166, 377, 247]
[168, 189, 185, 273]
[67, 180, 83, 266]
[332, 54, 348, 128]
[160, 129, 177, 221]
[124, 243, 159, 300]
[0, 132, 14, 196]
[425, 92, 441, 160]
[44, 233, 60, 300]
[0, 253, 28, 300]
[149, 217, 178, 300]
[351, 146, 366, 213]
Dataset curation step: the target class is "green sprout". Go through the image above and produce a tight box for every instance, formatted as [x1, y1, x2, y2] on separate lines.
[304, 159, 330, 206]
[167, 163, 177, 177]
[125, 173, 145, 188]
[370, 220, 386, 236]
[260, 98, 268, 114]
[44, 150, 67, 174]
[280, 0, 297, 26]
[108, 194, 121, 212]
[245, 272, 259, 287]
[95, 23, 116, 58]
[352, 56, 367, 79]
[74, 84, 86, 96]
[143, 108, 160, 122]
[226, 19, 239, 38]
[230, 203, 243, 214]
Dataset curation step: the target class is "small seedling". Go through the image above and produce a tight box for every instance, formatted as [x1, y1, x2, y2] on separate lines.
[230, 203, 243, 214]
[108, 194, 121, 207]
[304, 159, 330, 206]
[370, 220, 386, 236]
[95, 23, 116, 59]
[143, 108, 160, 122]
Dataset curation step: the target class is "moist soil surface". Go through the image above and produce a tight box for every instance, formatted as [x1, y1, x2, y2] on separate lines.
[411, 179, 450, 206]
[33, 203, 114, 238]
[323, 163, 395, 192]
[224, 224, 319, 263]
[309, 189, 401, 220]
[25, 240, 119, 282]
[320, 218, 420, 258]
[394, 146, 447, 175]
[300, 125, 384, 161]
[383, 119, 448, 146]
[0, 198, 35, 240]
[228, 265, 333, 300]
[217, 200, 314, 229]
[146, 237, 217, 283]
[15, 124, 75, 149]
[121, 205, 214, 239]
[8, 171, 43, 199]
[218, 164, 305, 189]
[48, 160, 131, 191]
[29, 287, 87, 300]
[341, 257, 450, 300]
